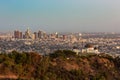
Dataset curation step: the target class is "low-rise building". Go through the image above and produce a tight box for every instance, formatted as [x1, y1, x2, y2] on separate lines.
[82, 44, 100, 54]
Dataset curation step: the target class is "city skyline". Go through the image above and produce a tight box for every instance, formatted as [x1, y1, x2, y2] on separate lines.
[0, 0, 120, 32]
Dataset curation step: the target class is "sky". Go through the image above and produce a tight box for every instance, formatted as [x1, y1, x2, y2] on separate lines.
[0, 0, 120, 32]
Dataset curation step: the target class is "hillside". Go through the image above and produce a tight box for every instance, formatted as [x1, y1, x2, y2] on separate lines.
[0, 50, 120, 80]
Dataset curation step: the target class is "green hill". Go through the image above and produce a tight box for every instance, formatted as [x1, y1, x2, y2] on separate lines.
[0, 50, 120, 80]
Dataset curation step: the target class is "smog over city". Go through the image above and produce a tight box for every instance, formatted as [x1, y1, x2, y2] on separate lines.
[0, 0, 120, 32]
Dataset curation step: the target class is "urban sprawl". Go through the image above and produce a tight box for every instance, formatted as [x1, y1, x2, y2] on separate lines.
[0, 28, 120, 57]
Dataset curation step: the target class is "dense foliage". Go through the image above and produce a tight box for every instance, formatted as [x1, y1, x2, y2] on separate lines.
[0, 50, 120, 80]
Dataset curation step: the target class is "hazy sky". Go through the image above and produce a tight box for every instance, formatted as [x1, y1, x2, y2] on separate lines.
[0, 0, 120, 32]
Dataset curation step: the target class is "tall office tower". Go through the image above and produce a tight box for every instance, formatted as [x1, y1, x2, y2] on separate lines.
[20, 32, 23, 39]
[24, 28, 32, 39]
[14, 30, 20, 39]
[38, 30, 42, 39]
[34, 32, 38, 39]
[31, 33, 35, 40]
[43, 31, 47, 39]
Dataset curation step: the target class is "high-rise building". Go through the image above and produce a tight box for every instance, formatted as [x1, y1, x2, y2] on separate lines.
[20, 32, 23, 39]
[34, 32, 38, 39]
[14, 30, 22, 39]
[31, 34, 35, 40]
[24, 28, 32, 39]
[42, 32, 47, 39]
[38, 30, 42, 39]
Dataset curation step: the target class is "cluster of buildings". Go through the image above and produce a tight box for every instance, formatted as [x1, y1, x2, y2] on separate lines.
[14, 28, 46, 40]
[14, 28, 81, 42]
[0, 29, 120, 58]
